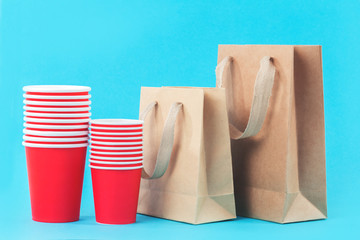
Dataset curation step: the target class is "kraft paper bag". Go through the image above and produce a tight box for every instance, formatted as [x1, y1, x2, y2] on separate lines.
[137, 87, 236, 224]
[216, 45, 327, 223]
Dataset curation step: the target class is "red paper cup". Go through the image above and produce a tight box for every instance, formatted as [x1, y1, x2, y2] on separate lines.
[24, 143, 87, 222]
[90, 165, 142, 224]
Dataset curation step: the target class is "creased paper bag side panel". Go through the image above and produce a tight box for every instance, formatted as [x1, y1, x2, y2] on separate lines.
[200, 88, 234, 196]
[286, 46, 327, 220]
[195, 88, 236, 223]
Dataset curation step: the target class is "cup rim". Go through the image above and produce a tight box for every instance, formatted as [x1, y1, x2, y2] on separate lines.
[89, 131, 141, 136]
[89, 159, 143, 165]
[90, 150, 143, 155]
[89, 164, 143, 170]
[90, 125, 143, 130]
[24, 129, 89, 136]
[90, 146, 142, 150]
[90, 140, 142, 145]
[24, 116, 90, 123]
[23, 93, 91, 99]
[23, 106, 91, 112]
[23, 85, 91, 93]
[24, 111, 92, 118]
[23, 135, 89, 142]
[90, 119, 143, 125]
[23, 141, 88, 148]
[90, 154, 142, 160]
[23, 123, 89, 129]
[90, 135, 143, 140]
[23, 100, 91, 106]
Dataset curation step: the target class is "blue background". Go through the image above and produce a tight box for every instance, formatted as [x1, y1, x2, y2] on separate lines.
[0, 0, 358, 239]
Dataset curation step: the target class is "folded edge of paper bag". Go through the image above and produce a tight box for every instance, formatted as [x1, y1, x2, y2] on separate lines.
[138, 187, 236, 224]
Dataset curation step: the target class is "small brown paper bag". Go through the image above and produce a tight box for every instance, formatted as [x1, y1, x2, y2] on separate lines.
[137, 87, 236, 224]
[216, 45, 327, 223]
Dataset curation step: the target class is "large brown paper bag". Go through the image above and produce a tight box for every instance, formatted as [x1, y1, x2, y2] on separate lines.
[216, 45, 327, 223]
[137, 87, 236, 224]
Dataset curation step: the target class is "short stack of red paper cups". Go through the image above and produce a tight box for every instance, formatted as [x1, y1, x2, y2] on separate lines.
[89, 119, 143, 224]
[22, 85, 91, 223]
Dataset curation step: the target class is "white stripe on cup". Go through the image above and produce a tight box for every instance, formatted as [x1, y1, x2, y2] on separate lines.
[23, 123, 89, 129]
[24, 116, 90, 123]
[89, 150, 143, 155]
[90, 126, 143, 130]
[23, 94, 91, 99]
[89, 140, 142, 146]
[89, 131, 142, 136]
[89, 146, 142, 150]
[24, 111, 92, 118]
[23, 106, 91, 112]
[90, 119, 143, 125]
[23, 135, 89, 142]
[89, 154, 143, 160]
[23, 85, 91, 93]
[23, 129, 89, 136]
[23, 100, 91, 106]
[88, 164, 143, 170]
[89, 159, 143, 165]
[22, 141, 89, 148]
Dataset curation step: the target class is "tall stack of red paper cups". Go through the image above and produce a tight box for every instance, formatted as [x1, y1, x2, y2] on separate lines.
[89, 119, 143, 224]
[22, 85, 91, 223]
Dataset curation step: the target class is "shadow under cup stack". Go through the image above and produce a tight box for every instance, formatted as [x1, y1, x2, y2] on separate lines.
[22, 85, 91, 223]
